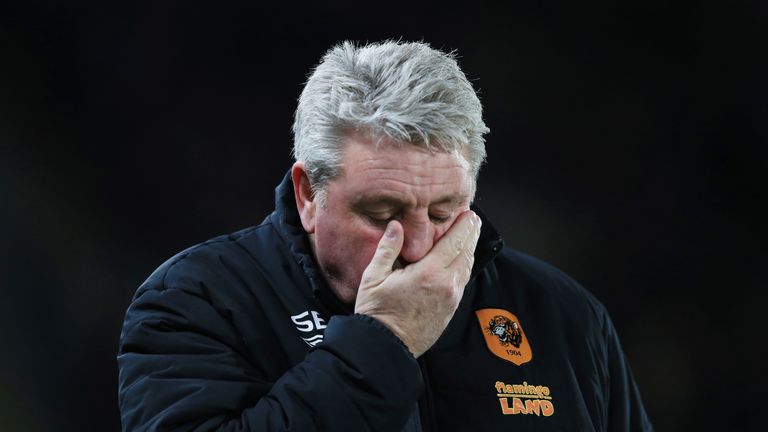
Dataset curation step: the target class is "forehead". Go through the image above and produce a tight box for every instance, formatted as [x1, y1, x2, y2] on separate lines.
[332, 133, 473, 204]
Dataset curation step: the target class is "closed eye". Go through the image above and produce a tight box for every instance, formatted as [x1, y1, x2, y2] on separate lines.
[429, 214, 451, 224]
[365, 211, 399, 226]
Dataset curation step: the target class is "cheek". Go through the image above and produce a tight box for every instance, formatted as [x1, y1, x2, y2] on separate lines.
[355, 230, 385, 270]
[433, 206, 471, 242]
[434, 224, 450, 242]
[316, 216, 384, 273]
[433, 219, 456, 243]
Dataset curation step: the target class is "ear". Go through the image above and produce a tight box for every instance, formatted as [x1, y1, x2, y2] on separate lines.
[291, 162, 317, 234]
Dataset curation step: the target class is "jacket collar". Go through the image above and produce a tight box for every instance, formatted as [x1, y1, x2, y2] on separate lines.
[269, 170, 504, 315]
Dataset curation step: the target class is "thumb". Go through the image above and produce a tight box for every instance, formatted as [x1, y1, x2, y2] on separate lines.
[360, 220, 404, 287]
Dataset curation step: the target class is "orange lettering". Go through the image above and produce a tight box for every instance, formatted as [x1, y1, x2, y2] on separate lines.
[499, 397, 514, 414]
[525, 399, 541, 416]
[495, 381, 505, 393]
[512, 397, 527, 414]
[540, 399, 555, 417]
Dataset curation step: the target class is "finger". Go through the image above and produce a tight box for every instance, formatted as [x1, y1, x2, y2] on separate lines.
[424, 210, 481, 269]
[447, 239, 477, 291]
[359, 220, 404, 287]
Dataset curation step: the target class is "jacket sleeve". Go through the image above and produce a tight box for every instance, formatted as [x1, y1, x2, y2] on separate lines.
[117, 284, 423, 431]
[603, 311, 654, 432]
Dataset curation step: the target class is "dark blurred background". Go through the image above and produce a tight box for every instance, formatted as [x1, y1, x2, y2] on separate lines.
[1, 1, 766, 431]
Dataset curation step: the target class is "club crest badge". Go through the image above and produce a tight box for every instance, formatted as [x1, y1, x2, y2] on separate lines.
[475, 308, 533, 366]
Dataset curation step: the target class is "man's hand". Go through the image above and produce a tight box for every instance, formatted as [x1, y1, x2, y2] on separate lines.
[354, 211, 482, 357]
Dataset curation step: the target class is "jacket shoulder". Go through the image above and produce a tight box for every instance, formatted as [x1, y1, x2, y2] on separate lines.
[134, 223, 276, 298]
[492, 247, 609, 324]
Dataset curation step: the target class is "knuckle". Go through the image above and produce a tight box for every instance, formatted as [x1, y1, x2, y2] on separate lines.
[378, 246, 395, 262]
[416, 271, 433, 288]
[453, 235, 464, 249]
[360, 272, 374, 286]
[437, 283, 454, 300]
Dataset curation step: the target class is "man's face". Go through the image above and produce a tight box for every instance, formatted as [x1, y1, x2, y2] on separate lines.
[294, 133, 474, 305]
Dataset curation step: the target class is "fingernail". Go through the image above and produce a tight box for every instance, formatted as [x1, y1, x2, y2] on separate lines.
[385, 222, 397, 239]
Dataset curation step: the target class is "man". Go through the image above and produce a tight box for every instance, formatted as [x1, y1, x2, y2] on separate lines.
[118, 41, 653, 431]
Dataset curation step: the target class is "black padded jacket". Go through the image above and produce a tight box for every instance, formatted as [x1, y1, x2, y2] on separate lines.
[117, 172, 653, 431]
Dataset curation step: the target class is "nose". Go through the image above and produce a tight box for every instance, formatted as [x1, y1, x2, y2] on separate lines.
[399, 219, 434, 264]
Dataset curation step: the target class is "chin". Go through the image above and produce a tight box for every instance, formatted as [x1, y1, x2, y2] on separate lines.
[328, 280, 359, 306]
[338, 292, 358, 306]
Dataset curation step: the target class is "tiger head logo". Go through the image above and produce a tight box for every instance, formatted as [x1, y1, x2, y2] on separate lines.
[487, 315, 523, 348]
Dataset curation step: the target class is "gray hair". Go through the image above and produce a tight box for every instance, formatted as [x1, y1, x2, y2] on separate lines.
[292, 40, 489, 202]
